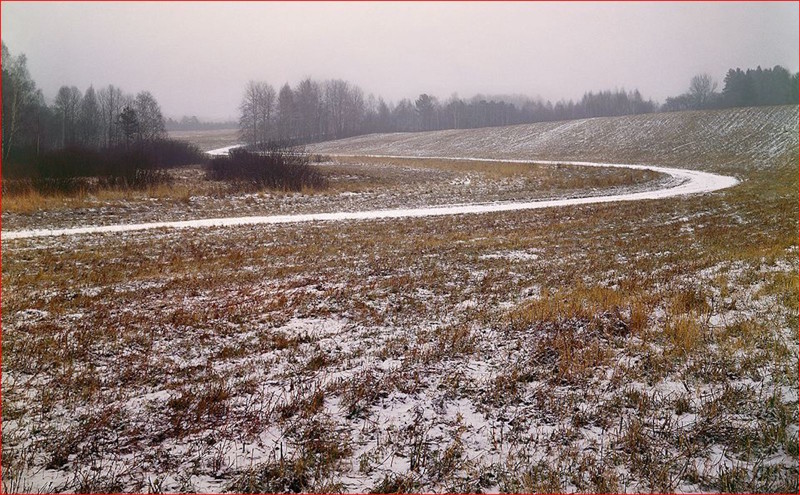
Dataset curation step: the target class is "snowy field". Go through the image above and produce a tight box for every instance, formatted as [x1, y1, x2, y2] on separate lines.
[2, 156, 737, 240]
[2, 106, 798, 493]
[1, 156, 667, 233]
[308, 106, 798, 173]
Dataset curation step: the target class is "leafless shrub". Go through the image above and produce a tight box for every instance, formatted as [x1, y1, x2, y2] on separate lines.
[206, 145, 327, 191]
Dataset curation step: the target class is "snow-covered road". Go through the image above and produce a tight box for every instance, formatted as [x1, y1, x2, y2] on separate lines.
[1, 149, 739, 240]
[205, 144, 245, 156]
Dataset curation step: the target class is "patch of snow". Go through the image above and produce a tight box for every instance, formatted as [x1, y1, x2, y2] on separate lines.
[205, 144, 245, 157]
[479, 250, 540, 262]
[15, 308, 50, 320]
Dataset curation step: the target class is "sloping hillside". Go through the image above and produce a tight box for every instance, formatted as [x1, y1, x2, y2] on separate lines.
[310, 106, 799, 173]
[4, 106, 798, 493]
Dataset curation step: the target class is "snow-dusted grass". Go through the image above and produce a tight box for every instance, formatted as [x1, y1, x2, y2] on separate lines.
[309, 106, 799, 175]
[1, 157, 664, 233]
[2, 107, 798, 493]
[2, 153, 737, 240]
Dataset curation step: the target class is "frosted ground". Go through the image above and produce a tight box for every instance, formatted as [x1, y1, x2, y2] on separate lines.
[2, 106, 798, 493]
[2, 156, 737, 240]
[2, 155, 666, 233]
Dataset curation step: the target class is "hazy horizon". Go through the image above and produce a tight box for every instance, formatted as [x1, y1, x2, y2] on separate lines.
[3, 1, 798, 121]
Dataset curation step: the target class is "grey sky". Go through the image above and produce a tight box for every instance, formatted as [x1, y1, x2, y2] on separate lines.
[3, 2, 798, 120]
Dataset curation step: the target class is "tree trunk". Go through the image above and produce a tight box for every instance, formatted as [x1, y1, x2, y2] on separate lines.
[4, 90, 20, 161]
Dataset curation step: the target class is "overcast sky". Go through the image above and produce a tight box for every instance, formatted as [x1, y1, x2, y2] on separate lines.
[3, 2, 798, 120]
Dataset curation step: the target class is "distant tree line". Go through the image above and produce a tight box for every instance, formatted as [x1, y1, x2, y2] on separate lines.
[663, 66, 799, 111]
[4, 40, 796, 158]
[2, 42, 201, 193]
[237, 79, 369, 149]
[165, 116, 238, 131]
[238, 65, 797, 147]
[237, 78, 662, 148]
[2, 43, 170, 160]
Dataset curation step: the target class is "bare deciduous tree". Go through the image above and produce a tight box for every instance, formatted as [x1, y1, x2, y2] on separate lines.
[134, 91, 167, 142]
[689, 73, 718, 109]
[239, 81, 276, 149]
[257, 83, 276, 147]
[98, 85, 125, 147]
[2, 42, 39, 159]
[277, 83, 296, 141]
[295, 78, 321, 142]
[239, 81, 261, 147]
[55, 85, 82, 147]
[323, 79, 349, 139]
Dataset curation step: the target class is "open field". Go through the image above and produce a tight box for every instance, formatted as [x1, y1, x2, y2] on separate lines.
[308, 106, 798, 176]
[1, 156, 665, 233]
[168, 129, 240, 153]
[2, 107, 798, 493]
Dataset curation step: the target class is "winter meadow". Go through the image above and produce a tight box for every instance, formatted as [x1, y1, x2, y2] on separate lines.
[2, 3, 798, 493]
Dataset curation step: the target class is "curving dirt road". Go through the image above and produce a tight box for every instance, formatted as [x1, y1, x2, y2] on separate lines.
[1, 150, 739, 240]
